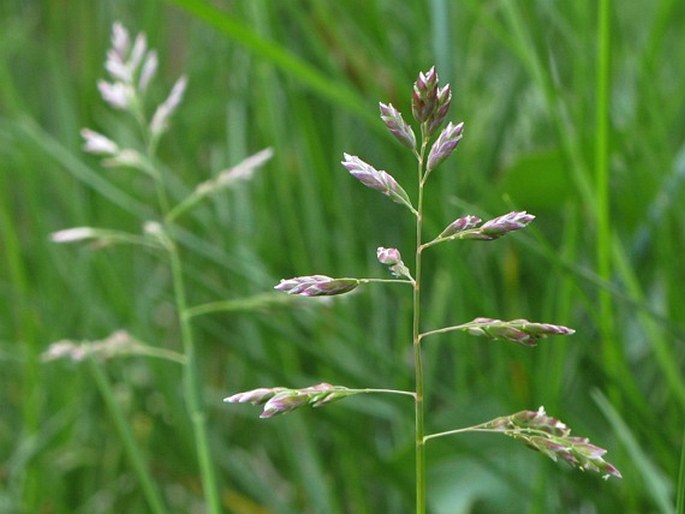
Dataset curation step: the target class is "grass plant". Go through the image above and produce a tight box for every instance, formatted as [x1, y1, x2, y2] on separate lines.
[227, 67, 620, 514]
[42, 23, 273, 514]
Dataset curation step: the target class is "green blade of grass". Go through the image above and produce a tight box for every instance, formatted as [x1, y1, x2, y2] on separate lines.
[594, 390, 674, 514]
[165, 0, 376, 127]
[89, 359, 168, 514]
[8, 117, 153, 220]
[612, 237, 685, 409]
[491, 0, 595, 210]
[676, 425, 685, 514]
[429, 0, 451, 81]
[595, 0, 622, 403]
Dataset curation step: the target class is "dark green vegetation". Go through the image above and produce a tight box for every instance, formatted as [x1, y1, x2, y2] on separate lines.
[1, 1, 684, 513]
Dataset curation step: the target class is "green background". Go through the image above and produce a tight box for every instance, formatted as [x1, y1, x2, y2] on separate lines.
[1, 0, 684, 512]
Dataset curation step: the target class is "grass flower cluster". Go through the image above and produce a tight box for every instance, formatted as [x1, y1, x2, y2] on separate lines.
[226, 66, 621, 512]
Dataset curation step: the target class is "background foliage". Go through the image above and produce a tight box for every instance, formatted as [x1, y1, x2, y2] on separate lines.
[1, 0, 684, 512]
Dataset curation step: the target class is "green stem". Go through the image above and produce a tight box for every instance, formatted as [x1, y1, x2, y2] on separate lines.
[420, 229, 483, 250]
[424, 424, 556, 443]
[424, 425, 489, 443]
[348, 388, 417, 398]
[151, 147, 222, 513]
[131, 345, 187, 364]
[89, 360, 167, 514]
[419, 322, 473, 341]
[358, 277, 415, 286]
[414, 135, 428, 514]
[167, 239, 222, 514]
[165, 192, 203, 223]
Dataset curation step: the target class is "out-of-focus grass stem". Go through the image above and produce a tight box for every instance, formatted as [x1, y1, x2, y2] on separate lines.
[148, 138, 222, 514]
[165, 239, 222, 514]
[89, 360, 167, 514]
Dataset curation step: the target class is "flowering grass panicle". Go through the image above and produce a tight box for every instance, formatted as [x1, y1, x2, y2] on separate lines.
[226, 67, 620, 513]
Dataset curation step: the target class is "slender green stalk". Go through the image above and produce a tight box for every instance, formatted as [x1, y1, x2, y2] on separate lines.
[424, 425, 492, 443]
[345, 388, 417, 398]
[413, 134, 429, 514]
[167, 243, 222, 514]
[152, 162, 222, 514]
[147, 128, 222, 514]
[419, 323, 471, 340]
[89, 360, 167, 514]
[424, 424, 572, 443]
[129, 346, 186, 364]
[359, 278, 414, 286]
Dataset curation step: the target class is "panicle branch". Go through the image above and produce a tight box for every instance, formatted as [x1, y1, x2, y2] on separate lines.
[84, 22, 188, 169]
[421, 317, 575, 347]
[425, 211, 535, 248]
[456, 317, 574, 346]
[483, 407, 622, 480]
[42, 330, 185, 364]
[225, 383, 357, 418]
[50, 225, 164, 250]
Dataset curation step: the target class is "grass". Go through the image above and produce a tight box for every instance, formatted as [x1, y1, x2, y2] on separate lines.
[1, 0, 684, 512]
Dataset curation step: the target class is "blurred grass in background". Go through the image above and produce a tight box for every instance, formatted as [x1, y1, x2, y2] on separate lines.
[1, 0, 684, 512]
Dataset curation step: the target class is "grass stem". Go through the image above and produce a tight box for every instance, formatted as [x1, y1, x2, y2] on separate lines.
[163, 211, 222, 514]
[151, 142, 222, 514]
[413, 134, 429, 514]
[89, 360, 167, 514]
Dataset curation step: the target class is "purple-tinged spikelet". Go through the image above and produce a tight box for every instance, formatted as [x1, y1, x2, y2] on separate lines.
[379, 102, 416, 150]
[376, 247, 413, 280]
[426, 121, 464, 172]
[426, 84, 453, 136]
[460, 317, 575, 346]
[275, 275, 360, 296]
[411, 67, 439, 124]
[341, 153, 413, 210]
[438, 215, 482, 238]
[376, 247, 402, 265]
[456, 211, 535, 241]
[479, 211, 535, 238]
[224, 387, 287, 406]
[225, 383, 356, 419]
